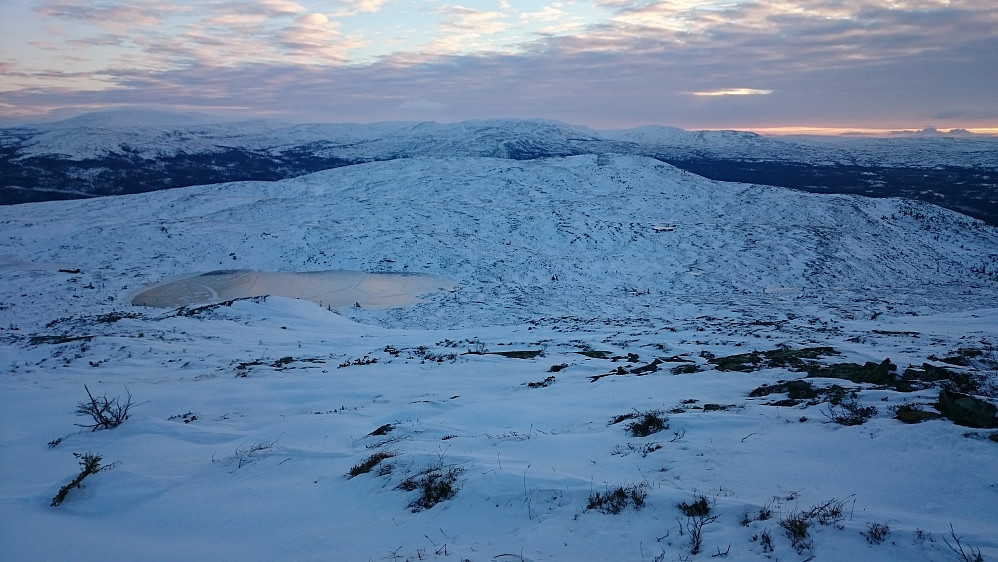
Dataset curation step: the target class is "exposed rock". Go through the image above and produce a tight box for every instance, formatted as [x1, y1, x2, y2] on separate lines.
[937, 390, 998, 428]
[894, 408, 944, 424]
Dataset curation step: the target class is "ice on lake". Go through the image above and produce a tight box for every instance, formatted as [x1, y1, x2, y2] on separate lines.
[130, 270, 457, 309]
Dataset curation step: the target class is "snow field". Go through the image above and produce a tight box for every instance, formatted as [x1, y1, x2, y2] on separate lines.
[1, 154, 996, 560]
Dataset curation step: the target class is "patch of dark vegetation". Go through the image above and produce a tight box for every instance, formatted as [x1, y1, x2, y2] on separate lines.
[621, 410, 669, 437]
[614, 353, 640, 363]
[890, 402, 944, 424]
[631, 358, 664, 375]
[51, 452, 115, 506]
[752, 530, 775, 553]
[671, 364, 700, 375]
[658, 157, 998, 226]
[702, 403, 735, 412]
[862, 522, 890, 544]
[590, 358, 666, 381]
[807, 347, 998, 395]
[609, 412, 638, 425]
[823, 396, 878, 426]
[930, 347, 985, 367]
[617, 442, 663, 457]
[898, 363, 966, 392]
[168, 411, 198, 424]
[586, 483, 647, 514]
[548, 363, 568, 372]
[490, 350, 544, 359]
[0, 144, 361, 206]
[348, 451, 396, 478]
[95, 311, 141, 323]
[749, 379, 821, 402]
[678, 494, 720, 555]
[235, 360, 263, 376]
[590, 367, 628, 382]
[741, 504, 774, 526]
[807, 358, 896, 384]
[368, 423, 395, 436]
[677, 494, 712, 517]
[780, 511, 813, 554]
[397, 466, 463, 512]
[576, 350, 612, 359]
[413, 346, 458, 363]
[338, 355, 378, 368]
[709, 351, 762, 372]
[175, 296, 266, 317]
[29, 335, 94, 346]
[660, 355, 694, 363]
[709, 347, 839, 372]
[525, 376, 556, 388]
[778, 498, 849, 554]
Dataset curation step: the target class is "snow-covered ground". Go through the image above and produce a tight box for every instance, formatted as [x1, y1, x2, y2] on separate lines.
[1, 155, 996, 560]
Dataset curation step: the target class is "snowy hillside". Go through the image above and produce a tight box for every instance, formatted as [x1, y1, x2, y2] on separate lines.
[1, 155, 997, 560]
[3, 114, 997, 224]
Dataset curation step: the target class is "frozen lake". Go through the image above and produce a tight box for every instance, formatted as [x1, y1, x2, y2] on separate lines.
[130, 270, 457, 309]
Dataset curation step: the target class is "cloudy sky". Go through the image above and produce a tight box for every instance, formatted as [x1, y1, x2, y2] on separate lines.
[1, 0, 996, 130]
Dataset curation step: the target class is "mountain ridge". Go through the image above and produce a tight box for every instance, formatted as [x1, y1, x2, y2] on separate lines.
[3, 153, 995, 331]
[4, 114, 997, 224]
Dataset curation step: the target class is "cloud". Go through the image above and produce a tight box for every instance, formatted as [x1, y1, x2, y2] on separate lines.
[327, 0, 389, 16]
[396, 99, 446, 111]
[5, 0, 998, 129]
[299, 13, 330, 26]
[933, 105, 998, 120]
[690, 88, 773, 96]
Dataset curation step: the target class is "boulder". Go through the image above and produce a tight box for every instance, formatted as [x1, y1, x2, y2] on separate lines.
[938, 390, 998, 428]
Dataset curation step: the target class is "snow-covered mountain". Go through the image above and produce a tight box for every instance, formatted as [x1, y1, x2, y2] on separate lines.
[1, 131, 997, 561]
[3, 114, 997, 224]
[3, 154, 996, 330]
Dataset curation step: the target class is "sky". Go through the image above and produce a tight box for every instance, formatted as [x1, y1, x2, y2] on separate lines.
[1, 0, 996, 131]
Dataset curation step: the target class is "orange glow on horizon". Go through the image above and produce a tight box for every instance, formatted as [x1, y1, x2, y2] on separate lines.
[717, 126, 998, 136]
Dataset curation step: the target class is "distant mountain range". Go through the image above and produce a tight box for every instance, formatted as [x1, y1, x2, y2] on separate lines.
[2, 113, 996, 225]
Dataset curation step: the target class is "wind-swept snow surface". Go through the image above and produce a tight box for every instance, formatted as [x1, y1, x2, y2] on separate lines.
[1, 155, 996, 560]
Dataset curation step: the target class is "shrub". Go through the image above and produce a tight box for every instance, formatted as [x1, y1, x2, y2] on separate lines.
[398, 466, 463, 511]
[808, 497, 848, 527]
[233, 440, 277, 469]
[51, 452, 113, 506]
[586, 484, 647, 514]
[824, 396, 877, 426]
[759, 530, 774, 552]
[944, 523, 985, 562]
[777, 497, 849, 553]
[678, 494, 712, 517]
[625, 410, 669, 437]
[74, 385, 134, 432]
[780, 511, 813, 554]
[862, 522, 890, 544]
[678, 494, 718, 555]
[348, 451, 396, 478]
[741, 504, 773, 525]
